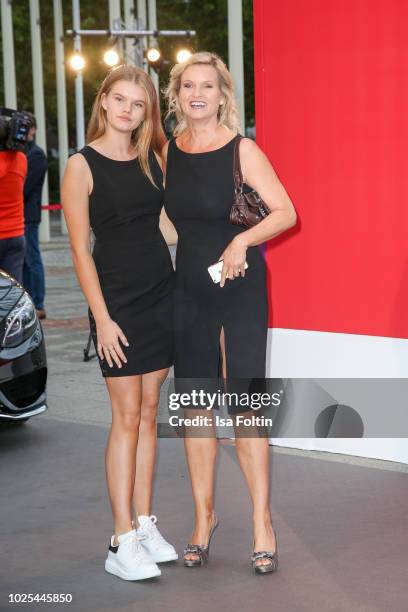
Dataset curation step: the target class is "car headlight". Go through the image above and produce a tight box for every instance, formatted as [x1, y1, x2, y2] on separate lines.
[2, 292, 37, 348]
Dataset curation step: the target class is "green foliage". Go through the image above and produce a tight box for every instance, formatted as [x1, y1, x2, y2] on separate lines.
[0, 0, 254, 199]
[156, 0, 254, 127]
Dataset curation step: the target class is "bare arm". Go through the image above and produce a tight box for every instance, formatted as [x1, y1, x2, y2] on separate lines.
[61, 154, 108, 322]
[61, 154, 128, 367]
[219, 138, 297, 287]
[238, 137, 297, 246]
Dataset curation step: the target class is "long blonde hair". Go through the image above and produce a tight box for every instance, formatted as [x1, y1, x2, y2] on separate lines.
[164, 51, 240, 136]
[87, 65, 166, 185]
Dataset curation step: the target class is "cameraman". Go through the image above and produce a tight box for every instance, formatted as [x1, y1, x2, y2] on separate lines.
[23, 112, 48, 319]
[0, 148, 27, 283]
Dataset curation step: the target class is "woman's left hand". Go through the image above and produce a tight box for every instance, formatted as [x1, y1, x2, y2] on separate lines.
[218, 235, 248, 288]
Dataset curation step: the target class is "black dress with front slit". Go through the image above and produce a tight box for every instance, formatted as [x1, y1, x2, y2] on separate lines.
[164, 135, 268, 379]
[79, 145, 174, 377]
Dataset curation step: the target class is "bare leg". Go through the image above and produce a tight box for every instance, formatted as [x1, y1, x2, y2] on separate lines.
[221, 331, 276, 568]
[235, 436, 276, 566]
[182, 329, 224, 562]
[183, 436, 217, 561]
[105, 375, 142, 545]
[133, 368, 169, 520]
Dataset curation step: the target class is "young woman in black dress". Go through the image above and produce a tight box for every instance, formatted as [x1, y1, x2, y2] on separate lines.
[163, 52, 297, 573]
[62, 65, 177, 581]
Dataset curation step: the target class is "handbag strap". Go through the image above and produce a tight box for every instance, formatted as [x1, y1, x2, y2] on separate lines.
[233, 134, 244, 194]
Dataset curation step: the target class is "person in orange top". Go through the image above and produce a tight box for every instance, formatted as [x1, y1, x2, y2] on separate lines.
[0, 150, 27, 283]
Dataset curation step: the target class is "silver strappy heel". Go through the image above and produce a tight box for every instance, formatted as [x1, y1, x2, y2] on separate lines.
[251, 527, 278, 574]
[183, 515, 219, 567]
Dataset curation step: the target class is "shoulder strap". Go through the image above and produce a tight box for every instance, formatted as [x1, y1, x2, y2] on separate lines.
[233, 134, 244, 193]
[166, 137, 176, 159]
[77, 145, 94, 163]
[75, 147, 98, 185]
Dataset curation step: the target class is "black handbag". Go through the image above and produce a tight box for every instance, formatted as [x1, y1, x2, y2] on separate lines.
[230, 135, 271, 228]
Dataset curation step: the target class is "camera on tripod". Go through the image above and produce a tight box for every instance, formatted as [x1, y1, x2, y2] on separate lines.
[0, 108, 33, 152]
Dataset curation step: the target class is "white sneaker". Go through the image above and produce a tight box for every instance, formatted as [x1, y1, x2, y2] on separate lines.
[105, 528, 161, 581]
[136, 515, 179, 563]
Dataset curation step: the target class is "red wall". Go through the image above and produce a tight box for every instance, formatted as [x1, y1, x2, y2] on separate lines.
[253, 0, 408, 339]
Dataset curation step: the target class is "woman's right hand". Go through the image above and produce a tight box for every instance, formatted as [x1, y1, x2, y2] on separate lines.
[96, 318, 129, 368]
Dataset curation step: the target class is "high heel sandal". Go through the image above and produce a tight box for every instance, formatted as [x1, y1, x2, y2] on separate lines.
[183, 515, 219, 567]
[251, 527, 278, 574]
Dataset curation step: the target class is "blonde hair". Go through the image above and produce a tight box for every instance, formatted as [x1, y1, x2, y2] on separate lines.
[86, 64, 166, 186]
[164, 51, 240, 136]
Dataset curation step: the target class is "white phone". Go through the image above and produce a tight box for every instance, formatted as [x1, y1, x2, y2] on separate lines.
[208, 260, 249, 284]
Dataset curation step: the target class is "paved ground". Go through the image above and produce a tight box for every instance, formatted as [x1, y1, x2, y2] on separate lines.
[1, 221, 407, 611]
[40, 232, 111, 428]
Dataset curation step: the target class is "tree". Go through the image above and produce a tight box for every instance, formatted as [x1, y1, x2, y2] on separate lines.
[0, 0, 254, 201]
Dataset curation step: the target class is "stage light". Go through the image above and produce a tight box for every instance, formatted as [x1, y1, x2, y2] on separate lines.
[104, 48, 120, 67]
[69, 53, 85, 71]
[176, 49, 192, 63]
[147, 47, 161, 63]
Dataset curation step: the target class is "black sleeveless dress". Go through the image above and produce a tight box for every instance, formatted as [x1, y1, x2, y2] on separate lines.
[79, 146, 174, 377]
[164, 135, 268, 378]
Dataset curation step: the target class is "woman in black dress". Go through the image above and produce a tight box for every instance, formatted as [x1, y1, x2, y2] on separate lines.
[62, 65, 177, 581]
[163, 52, 297, 573]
